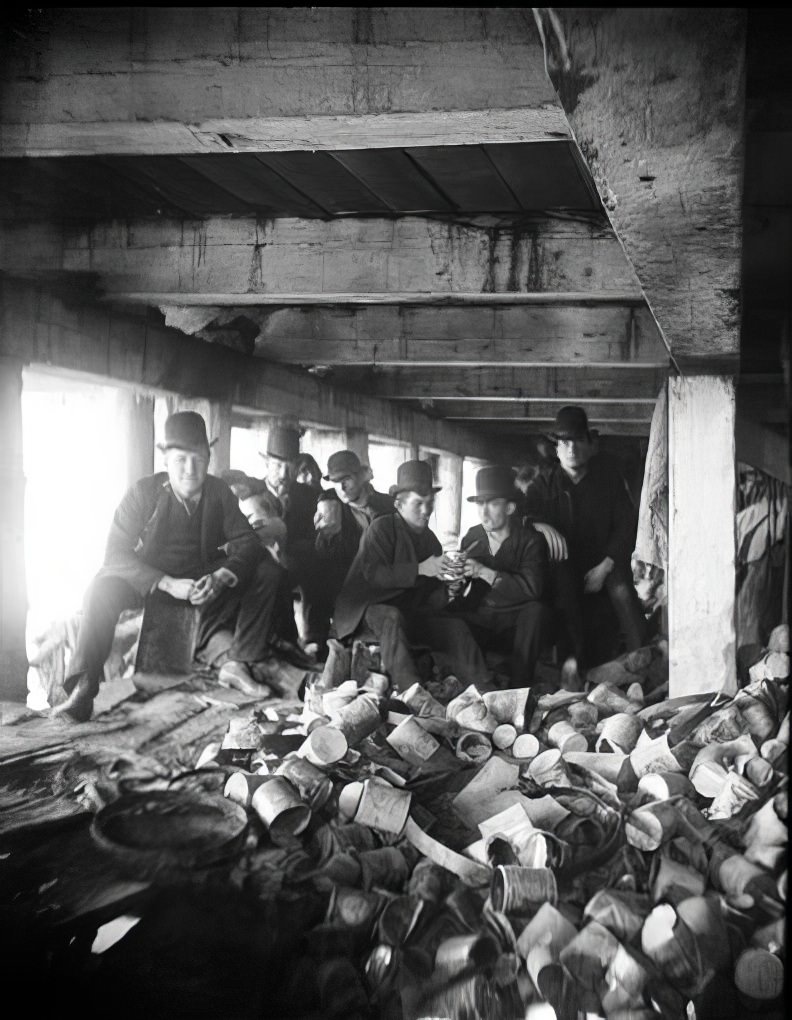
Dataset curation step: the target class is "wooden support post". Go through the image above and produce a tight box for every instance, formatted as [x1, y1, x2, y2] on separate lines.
[344, 428, 369, 467]
[119, 390, 155, 488]
[668, 376, 737, 697]
[0, 356, 28, 701]
[435, 453, 464, 548]
[210, 401, 232, 475]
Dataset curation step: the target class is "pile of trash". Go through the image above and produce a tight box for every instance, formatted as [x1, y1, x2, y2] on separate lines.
[191, 629, 788, 1019]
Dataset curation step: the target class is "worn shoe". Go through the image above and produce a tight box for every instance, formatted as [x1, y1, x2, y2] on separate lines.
[218, 660, 269, 698]
[270, 638, 315, 670]
[50, 674, 97, 723]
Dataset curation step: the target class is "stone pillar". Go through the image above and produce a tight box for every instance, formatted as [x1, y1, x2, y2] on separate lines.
[0, 356, 28, 701]
[668, 375, 737, 697]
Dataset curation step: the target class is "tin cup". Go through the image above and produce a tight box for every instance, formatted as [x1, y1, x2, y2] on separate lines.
[527, 748, 572, 788]
[339, 777, 412, 836]
[401, 682, 446, 719]
[455, 731, 493, 763]
[250, 775, 311, 845]
[333, 694, 383, 746]
[596, 712, 644, 754]
[491, 864, 558, 914]
[327, 885, 387, 931]
[442, 549, 467, 599]
[275, 755, 334, 810]
[547, 720, 588, 754]
[435, 933, 499, 976]
[223, 771, 271, 809]
[386, 716, 441, 766]
[297, 725, 348, 766]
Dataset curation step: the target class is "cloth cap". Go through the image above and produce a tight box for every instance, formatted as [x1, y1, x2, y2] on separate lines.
[324, 449, 364, 481]
[548, 405, 591, 441]
[264, 425, 300, 462]
[157, 411, 214, 453]
[389, 459, 442, 498]
[467, 465, 518, 502]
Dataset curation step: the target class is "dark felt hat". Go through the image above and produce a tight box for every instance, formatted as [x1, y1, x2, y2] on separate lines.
[264, 425, 301, 462]
[389, 460, 441, 498]
[548, 405, 591, 441]
[467, 465, 518, 502]
[157, 411, 215, 453]
[324, 449, 364, 482]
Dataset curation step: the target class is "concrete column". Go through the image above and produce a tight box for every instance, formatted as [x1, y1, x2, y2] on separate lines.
[435, 453, 464, 548]
[668, 375, 737, 696]
[0, 356, 28, 701]
[344, 427, 369, 467]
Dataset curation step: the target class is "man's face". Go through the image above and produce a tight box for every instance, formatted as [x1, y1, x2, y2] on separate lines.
[333, 469, 365, 504]
[397, 491, 434, 531]
[556, 435, 593, 474]
[265, 456, 289, 488]
[165, 447, 209, 500]
[476, 497, 514, 532]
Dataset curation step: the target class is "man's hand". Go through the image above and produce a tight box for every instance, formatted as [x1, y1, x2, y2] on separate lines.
[463, 558, 497, 586]
[583, 556, 614, 594]
[188, 570, 234, 606]
[157, 576, 195, 601]
[417, 555, 445, 578]
[314, 498, 342, 536]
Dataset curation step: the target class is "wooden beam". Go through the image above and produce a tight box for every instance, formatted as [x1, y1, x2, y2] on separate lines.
[0, 216, 642, 300]
[0, 279, 502, 463]
[251, 303, 667, 366]
[337, 366, 669, 401]
[415, 401, 654, 421]
[445, 419, 651, 437]
[736, 417, 790, 486]
[549, 9, 744, 360]
[668, 376, 737, 696]
[0, 8, 567, 157]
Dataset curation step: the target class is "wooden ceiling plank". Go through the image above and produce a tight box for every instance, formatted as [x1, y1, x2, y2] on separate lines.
[411, 400, 654, 420]
[484, 141, 600, 211]
[406, 146, 522, 211]
[254, 151, 391, 214]
[177, 154, 328, 217]
[330, 150, 455, 213]
[108, 157, 252, 216]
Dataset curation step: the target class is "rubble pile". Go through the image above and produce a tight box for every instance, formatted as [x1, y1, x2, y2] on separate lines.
[196, 629, 787, 1018]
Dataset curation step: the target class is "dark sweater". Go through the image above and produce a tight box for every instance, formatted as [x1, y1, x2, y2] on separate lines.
[460, 518, 547, 612]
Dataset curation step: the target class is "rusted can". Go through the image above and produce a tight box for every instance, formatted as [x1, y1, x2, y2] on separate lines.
[359, 846, 410, 891]
[326, 885, 386, 931]
[250, 775, 311, 845]
[527, 748, 572, 788]
[435, 933, 499, 976]
[223, 771, 271, 809]
[339, 777, 412, 836]
[333, 694, 383, 746]
[490, 865, 558, 914]
[275, 755, 333, 810]
[297, 725, 348, 766]
[386, 715, 441, 766]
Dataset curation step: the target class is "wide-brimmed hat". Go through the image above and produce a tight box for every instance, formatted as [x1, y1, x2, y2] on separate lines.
[389, 460, 442, 498]
[157, 411, 216, 453]
[547, 405, 590, 442]
[467, 465, 518, 502]
[263, 425, 300, 462]
[324, 449, 365, 482]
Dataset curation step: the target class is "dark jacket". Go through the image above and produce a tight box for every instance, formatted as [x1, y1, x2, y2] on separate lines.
[315, 487, 394, 587]
[99, 473, 263, 596]
[522, 459, 637, 574]
[459, 518, 547, 612]
[334, 512, 443, 638]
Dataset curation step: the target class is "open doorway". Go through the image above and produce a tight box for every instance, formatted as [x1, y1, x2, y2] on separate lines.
[21, 369, 131, 707]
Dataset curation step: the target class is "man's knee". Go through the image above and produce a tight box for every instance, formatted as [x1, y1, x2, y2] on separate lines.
[84, 574, 140, 618]
[364, 603, 405, 632]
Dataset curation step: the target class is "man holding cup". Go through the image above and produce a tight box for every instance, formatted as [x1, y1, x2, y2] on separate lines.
[451, 465, 551, 686]
[333, 460, 489, 691]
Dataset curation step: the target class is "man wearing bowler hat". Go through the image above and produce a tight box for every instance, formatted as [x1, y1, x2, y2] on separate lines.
[452, 465, 551, 686]
[313, 449, 393, 593]
[53, 411, 297, 721]
[259, 423, 325, 656]
[333, 460, 490, 690]
[522, 405, 646, 666]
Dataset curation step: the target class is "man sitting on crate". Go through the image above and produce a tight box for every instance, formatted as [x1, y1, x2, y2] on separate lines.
[450, 465, 552, 686]
[333, 459, 490, 691]
[53, 411, 297, 722]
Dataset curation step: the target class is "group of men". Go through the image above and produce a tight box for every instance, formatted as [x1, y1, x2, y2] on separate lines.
[54, 405, 646, 722]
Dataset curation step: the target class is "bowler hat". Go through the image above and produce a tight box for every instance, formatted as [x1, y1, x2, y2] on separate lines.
[389, 460, 442, 498]
[157, 411, 215, 453]
[264, 425, 300, 462]
[324, 449, 364, 482]
[548, 405, 590, 441]
[467, 465, 518, 502]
